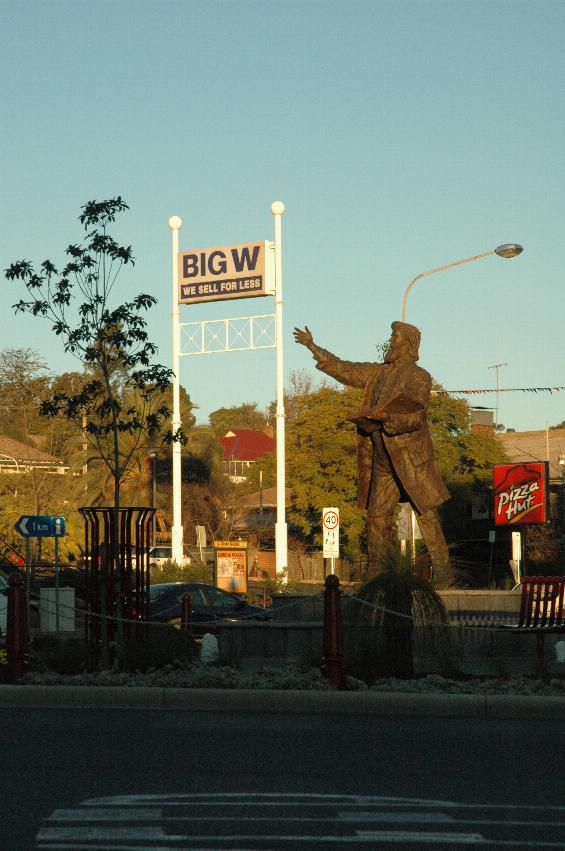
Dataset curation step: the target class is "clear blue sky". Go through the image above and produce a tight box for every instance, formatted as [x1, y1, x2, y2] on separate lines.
[2, 0, 564, 434]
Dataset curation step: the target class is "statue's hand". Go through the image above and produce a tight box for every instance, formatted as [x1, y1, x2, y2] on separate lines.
[293, 326, 314, 348]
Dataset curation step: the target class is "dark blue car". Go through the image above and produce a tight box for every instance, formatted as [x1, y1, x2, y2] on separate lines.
[149, 582, 271, 635]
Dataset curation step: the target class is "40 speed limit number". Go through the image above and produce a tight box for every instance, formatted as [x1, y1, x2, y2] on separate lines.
[322, 507, 340, 558]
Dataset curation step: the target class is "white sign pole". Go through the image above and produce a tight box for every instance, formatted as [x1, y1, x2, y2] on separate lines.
[169, 215, 184, 565]
[271, 201, 288, 581]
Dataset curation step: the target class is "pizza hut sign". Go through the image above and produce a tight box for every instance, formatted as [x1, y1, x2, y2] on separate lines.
[493, 462, 549, 526]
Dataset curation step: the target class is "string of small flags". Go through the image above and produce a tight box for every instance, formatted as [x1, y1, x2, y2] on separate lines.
[433, 386, 565, 396]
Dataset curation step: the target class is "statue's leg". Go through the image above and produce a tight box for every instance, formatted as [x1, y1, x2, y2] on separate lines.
[417, 508, 454, 588]
[366, 472, 399, 575]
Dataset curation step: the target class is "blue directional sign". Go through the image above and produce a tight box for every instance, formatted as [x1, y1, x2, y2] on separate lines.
[15, 515, 66, 538]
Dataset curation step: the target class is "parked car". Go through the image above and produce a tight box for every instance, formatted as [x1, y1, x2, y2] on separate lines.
[148, 546, 190, 568]
[149, 582, 271, 636]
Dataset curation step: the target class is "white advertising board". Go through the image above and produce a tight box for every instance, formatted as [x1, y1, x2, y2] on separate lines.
[178, 241, 274, 304]
[322, 507, 340, 559]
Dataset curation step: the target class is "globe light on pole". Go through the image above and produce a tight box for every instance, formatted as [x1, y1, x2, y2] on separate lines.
[401, 243, 524, 322]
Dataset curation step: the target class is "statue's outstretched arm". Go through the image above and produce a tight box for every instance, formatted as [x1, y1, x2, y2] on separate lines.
[293, 326, 325, 360]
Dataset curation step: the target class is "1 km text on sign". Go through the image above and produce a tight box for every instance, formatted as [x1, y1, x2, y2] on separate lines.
[178, 241, 275, 305]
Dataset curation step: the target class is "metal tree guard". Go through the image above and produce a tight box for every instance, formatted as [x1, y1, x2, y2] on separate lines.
[79, 506, 155, 666]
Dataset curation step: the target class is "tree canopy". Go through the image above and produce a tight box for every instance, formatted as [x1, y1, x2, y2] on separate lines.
[283, 377, 507, 561]
[209, 402, 268, 437]
[5, 198, 181, 509]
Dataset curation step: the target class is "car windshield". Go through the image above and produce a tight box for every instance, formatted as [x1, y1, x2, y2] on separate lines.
[203, 587, 242, 608]
[149, 583, 181, 602]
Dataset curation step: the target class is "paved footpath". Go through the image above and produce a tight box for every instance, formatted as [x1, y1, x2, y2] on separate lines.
[1, 684, 564, 719]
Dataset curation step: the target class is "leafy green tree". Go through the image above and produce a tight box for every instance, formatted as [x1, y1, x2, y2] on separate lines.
[5, 198, 180, 512]
[286, 383, 366, 560]
[0, 348, 50, 443]
[5, 198, 182, 662]
[209, 402, 268, 437]
[284, 377, 507, 563]
[0, 351, 82, 561]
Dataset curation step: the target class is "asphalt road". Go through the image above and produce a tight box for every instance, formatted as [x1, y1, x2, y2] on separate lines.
[2, 707, 565, 849]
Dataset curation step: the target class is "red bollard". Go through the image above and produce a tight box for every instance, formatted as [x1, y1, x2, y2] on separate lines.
[7, 572, 27, 684]
[323, 574, 346, 690]
[181, 592, 192, 634]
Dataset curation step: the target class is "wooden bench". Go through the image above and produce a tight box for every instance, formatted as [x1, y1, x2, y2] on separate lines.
[504, 576, 565, 664]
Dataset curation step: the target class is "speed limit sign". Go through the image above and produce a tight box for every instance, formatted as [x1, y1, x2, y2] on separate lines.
[322, 507, 340, 558]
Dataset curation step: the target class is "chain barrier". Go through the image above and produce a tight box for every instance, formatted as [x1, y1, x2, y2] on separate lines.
[346, 594, 519, 631]
[28, 588, 518, 634]
[29, 592, 189, 630]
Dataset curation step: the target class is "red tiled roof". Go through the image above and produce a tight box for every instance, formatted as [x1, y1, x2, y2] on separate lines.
[220, 429, 276, 461]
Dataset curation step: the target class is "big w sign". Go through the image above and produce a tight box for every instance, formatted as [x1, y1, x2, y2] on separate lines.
[178, 241, 274, 304]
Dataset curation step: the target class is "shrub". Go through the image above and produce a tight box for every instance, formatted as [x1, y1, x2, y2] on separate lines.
[28, 635, 88, 675]
[121, 622, 197, 671]
[150, 560, 213, 584]
[347, 544, 453, 682]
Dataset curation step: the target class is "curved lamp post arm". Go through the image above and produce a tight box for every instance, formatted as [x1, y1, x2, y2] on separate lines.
[401, 243, 523, 322]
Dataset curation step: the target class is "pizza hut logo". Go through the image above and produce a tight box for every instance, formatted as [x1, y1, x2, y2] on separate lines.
[493, 463, 548, 526]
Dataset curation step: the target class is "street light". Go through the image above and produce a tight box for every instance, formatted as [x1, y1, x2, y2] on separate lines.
[401, 243, 524, 322]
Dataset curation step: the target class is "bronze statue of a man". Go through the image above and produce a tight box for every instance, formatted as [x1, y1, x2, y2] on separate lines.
[294, 321, 453, 587]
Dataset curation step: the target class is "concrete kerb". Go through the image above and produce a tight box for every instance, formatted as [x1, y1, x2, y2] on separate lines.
[0, 686, 564, 720]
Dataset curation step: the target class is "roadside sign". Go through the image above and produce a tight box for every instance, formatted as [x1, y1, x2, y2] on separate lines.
[493, 462, 549, 525]
[397, 504, 422, 542]
[213, 540, 248, 594]
[322, 507, 340, 559]
[195, 525, 207, 548]
[178, 241, 275, 304]
[15, 515, 66, 538]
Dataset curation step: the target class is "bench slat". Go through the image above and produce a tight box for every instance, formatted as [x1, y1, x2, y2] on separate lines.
[519, 576, 565, 630]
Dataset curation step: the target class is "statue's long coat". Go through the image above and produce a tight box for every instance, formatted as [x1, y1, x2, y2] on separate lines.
[314, 349, 450, 515]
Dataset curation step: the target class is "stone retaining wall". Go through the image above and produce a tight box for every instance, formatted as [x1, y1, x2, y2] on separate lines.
[220, 589, 565, 678]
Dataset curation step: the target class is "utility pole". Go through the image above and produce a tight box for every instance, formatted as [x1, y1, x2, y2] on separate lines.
[488, 362, 507, 430]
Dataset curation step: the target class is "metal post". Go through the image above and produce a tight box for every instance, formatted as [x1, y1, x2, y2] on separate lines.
[7, 572, 27, 683]
[322, 574, 346, 690]
[169, 216, 184, 565]
[25, 537, 30, 630]
[151, 451, 157, 547]
[54, 536, 60, 633]
[271, 201, 288, 581]
[181, 592, 192, 632]
[489, 362, 507, 429]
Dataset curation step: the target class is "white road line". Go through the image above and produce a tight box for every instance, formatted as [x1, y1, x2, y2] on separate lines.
[79, 794, 565, 813]
[37, 794, 565, 851]
[47, 808, 161, 822]
[37, 826, 177, 840]
[339, 812, 456, 823]
[37, 830, 565, 851]
[356, 831, 486, 843]
[43, 810, 565, 830]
